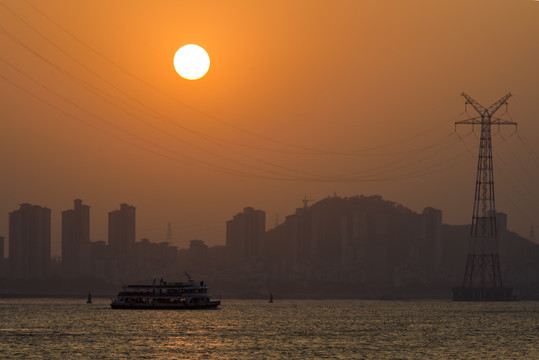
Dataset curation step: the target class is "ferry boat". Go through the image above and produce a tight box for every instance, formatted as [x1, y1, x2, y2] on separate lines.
[110, 275, 220, 310]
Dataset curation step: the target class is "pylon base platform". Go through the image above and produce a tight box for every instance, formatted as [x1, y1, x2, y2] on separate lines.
[452, 287, 514, 301]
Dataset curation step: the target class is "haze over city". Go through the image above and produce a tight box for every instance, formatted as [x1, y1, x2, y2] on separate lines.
[1, 0, 539, 259]
[3, 2, 539, 359]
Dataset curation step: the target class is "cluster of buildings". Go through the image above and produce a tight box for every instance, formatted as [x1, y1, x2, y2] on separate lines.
[2, 194, 529, 298]
[1, 200, 192, 282]
[0, 196, 450, 286]
[225, 196, 447, 292]
[224, 195, 532, 298]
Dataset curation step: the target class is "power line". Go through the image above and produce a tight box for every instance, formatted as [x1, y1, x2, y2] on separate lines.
[0, 2, 479, 184]
[0, 28, 340, 181]
[0, 72, 311, 181]
[0, 6, 459, 181]
[19, 0, 460, 157]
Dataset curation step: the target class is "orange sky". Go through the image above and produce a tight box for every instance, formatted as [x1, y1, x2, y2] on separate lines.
[1, 0, 539, 256]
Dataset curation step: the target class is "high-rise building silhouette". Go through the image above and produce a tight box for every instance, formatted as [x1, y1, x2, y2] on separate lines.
[0, 236, 4, 276]
[421, 207, 443, 273]
[108, 203, 136, 257]
[0, 236, 4, 261]
[189, 239, 208, 259]
[62, 199, 90, 277]
[9, 203, 51, 279]
[226, 207, 265, 263]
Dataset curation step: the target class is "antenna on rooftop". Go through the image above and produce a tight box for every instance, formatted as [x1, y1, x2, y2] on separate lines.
[302, 195, 314, 209]
[167, 222, 172, 243]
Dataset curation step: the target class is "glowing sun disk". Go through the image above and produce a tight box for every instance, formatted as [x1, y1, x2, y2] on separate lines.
[173, 44, 210, 80]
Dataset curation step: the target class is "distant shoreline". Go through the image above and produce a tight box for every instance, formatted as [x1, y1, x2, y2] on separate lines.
[0, 296, 449, 301]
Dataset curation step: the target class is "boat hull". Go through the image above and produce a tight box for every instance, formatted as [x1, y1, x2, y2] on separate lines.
[110, 301, 221, 310]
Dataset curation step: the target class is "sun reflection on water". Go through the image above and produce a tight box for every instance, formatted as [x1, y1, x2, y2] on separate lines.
[0, 299, 537, 359]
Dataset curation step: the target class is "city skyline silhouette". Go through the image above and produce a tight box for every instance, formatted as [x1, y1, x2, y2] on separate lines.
[1, 1, 539, 257]
[2, 3, 539, 357]
[1, 194, 538, 300]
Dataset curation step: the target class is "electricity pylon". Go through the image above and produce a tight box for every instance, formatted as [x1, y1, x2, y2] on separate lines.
[452, 92, 517, 301]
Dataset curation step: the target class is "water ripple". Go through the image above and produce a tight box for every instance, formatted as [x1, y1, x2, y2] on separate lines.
[0, 299, 537, 359]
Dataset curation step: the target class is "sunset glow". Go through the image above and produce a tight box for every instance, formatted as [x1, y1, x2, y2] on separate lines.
[2, 1, 539, 356]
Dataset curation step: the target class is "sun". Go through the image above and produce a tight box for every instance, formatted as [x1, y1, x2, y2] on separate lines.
[173, 44, 210, 80]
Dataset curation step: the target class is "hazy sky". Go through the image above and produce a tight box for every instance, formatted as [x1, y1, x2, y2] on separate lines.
[1, 0, 539, 257]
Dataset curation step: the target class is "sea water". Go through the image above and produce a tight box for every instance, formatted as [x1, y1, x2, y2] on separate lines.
[0, 298, 537, 359]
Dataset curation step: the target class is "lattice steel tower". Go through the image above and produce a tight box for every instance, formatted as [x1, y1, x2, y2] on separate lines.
[452, 92, 516, 301]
